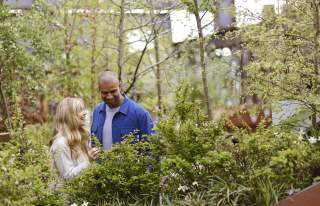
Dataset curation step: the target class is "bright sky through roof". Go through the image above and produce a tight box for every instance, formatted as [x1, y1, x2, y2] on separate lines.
[170, 0, 286, 43]
[170, 10, 214, 44]
[235, 0, 286, 25]
[128, 0, 286, 51]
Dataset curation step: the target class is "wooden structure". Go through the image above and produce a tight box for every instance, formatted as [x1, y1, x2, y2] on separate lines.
[0, 132, 10, 142]
[274, 183, 320, 206]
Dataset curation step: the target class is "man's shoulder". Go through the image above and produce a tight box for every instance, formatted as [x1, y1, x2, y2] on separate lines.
[93, 102, 105, 112]
[126, 98, 149, 115]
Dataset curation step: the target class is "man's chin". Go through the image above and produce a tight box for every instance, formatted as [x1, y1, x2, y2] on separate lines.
[105, 101, 116, 108]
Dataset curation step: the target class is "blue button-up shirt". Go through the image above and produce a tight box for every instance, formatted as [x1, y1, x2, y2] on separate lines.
[91, 96, 154, 145]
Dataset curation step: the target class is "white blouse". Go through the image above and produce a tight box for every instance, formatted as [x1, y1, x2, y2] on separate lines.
[50, 136, 90, 180]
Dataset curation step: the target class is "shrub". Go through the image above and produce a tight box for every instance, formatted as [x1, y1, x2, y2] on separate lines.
[0, 105, 63, 205]
[66, 135, 161, 205]
[58, 83, 320, 205]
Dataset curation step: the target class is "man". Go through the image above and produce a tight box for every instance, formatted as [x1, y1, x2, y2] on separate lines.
[91, 71, 154, 149]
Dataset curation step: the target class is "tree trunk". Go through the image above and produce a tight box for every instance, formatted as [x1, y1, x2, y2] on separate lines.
[0, 82, 12, 130]
[149, 0, 162, 110]
[64, 9, 71, 96]
[40, 94, 48, 123]
[154, 34, 162, 110]
[312, 0, 320, 128]
[90, 12, 97, 109]
[117, 0, 125, 85]
[193, 0, 213, 120]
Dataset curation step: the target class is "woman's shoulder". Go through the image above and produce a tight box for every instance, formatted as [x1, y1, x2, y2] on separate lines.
[50, 135, 68, 151]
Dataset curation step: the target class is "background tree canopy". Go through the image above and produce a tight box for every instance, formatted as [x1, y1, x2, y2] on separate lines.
[1, 0, 320, 205]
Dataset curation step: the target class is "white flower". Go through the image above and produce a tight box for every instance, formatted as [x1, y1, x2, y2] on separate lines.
[298, 129, 305, 141]
[192, 181, 198, 187]
[70, 203, 78, 206]
[287, 188, 294, 196]
[298, 128, 305, 136]
[308, 136, 317, 144]
[175, 123, 181, 130]
[170, 172, 177, 178]
[178, 185, 189, 192]
[81, 201, 89, 206]
[192, 163, 204, 171]
[9, 155, 15, 165]
[192, 164, 196, 170]
[1, 166, 7, 172]
[198, 164, 204, 170]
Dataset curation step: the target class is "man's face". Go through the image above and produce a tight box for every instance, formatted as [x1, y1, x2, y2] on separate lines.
[99, 81, 123, 108]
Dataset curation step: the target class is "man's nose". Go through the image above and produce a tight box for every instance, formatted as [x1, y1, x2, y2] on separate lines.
[105, 93, 113, 99]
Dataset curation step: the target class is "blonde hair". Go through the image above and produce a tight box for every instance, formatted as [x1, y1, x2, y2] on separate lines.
[50, 97, 90, 160]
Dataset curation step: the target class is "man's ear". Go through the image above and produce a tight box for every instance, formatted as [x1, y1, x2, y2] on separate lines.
[119, 82, 123, 93]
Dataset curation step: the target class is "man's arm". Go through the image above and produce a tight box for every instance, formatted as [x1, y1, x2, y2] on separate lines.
[139, 111, 154, 135]
[90, 107, 101, 147]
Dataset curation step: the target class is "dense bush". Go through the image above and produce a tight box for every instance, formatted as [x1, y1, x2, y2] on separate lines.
[2, 85, 320, 205]
[65, 84, 320, 205]
[0, 106, 63, 205]
[66, 135, 161, 204]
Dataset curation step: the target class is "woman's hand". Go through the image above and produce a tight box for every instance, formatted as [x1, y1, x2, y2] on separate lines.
[88, 147, 101, 161]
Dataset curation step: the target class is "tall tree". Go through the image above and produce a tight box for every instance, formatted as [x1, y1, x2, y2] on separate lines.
[182, 0, 214, 120]
[238, 0, 320, 130]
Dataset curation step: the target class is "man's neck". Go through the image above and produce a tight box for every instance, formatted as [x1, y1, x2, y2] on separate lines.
[106, 95, 125, 109]
[119, 94, 125, 105]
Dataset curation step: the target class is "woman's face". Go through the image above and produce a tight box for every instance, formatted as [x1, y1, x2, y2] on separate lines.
[77, 109, 87, 126]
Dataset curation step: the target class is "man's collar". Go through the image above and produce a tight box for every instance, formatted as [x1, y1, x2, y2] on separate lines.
[118, 95, 129, 115]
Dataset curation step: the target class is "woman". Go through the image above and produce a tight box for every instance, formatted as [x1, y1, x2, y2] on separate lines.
[50, 97, 100, 180]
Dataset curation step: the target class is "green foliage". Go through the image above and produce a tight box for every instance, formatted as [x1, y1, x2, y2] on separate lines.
[63, 83, 320, 205]
[1, 83, 320, 205]
[66, 135, 161, 204]
[0, 99, 63, 205]
[157, 83, 227, 196]
[2, 0, 320, 204]
[0, 4, 49, 100]
[237, 0, 320, 129]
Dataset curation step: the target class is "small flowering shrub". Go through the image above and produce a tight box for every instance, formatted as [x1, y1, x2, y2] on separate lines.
[0, 108, 63, 205]
[156, 85, 229, 196]
[66, 135, 162, 204]
[228, 127, 320, 205]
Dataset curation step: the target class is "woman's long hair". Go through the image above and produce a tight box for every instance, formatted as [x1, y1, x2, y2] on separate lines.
[50, 97, 90, 160]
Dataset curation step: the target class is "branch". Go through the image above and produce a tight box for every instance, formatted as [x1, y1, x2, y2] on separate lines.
[201, 19, 214, 31]
[137, 48, 179, 77]
[124, 37, 153, 94]
[67, 0, 82, 44]
[200, 10, 207, 21]
[284, 33, 314, 43]
[109, 0, 121, 8]
[249, 75, 320, 113]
